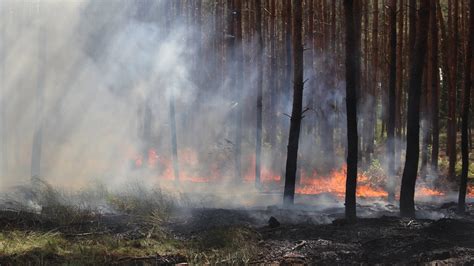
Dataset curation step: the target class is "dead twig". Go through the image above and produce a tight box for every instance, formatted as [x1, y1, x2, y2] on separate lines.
[291, 240, 307, 250]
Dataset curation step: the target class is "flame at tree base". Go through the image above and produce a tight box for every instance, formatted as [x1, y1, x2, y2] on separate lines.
[133, 148, 474, 200]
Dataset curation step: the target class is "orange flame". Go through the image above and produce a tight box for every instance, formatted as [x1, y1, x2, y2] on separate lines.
[132, 148, 474, 199]
[417, 187, 444, 197]
[296, 165, 388, 198]
[468, 186, 474, 198]
[244, 155, 281, 184]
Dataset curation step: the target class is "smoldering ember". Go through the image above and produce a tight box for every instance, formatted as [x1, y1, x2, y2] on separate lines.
[0, 0, 474, 264]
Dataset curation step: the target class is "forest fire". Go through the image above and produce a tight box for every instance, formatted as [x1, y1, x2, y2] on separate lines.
[296, 165, 388, 198]
[132, 149, 470, 200]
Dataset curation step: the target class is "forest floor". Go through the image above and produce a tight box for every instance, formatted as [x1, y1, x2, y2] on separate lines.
[0, 198, 473, 265]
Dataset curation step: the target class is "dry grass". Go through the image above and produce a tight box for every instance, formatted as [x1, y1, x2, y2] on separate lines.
[0, 179, 258, 264]
[0, 230, 185, 264]
[186, 226, 260, 264]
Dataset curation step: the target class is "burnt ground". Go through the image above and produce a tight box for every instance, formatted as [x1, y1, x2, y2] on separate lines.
[166, 202, 474, 264]
[0, 201, 473, 264]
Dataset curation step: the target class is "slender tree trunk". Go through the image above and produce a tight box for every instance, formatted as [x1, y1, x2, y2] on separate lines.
[320, 1, 335, 172]
[344, 0, 360, 222]
[360, 0, 369, 166]
[431, 0, 440, 172]
[0, 0, 6, 176]
[283, 0, 292, 182]
[268, 0, 277, 160]
[255, 0, 263, 188]
[169, 93, 180, 182]
[420, 55, 430, 176]
[400, 0, 430, 218]
[458, 0, 474, 214]
[304, 0, 314, 139]
[394, 0, 405, 174]
[166, 1, 179, 182]
[420, 11, 433, 176]
[366, 0, 378, 164]
[283, 0, 303, 206]
[31, 4, 45, 179]
[285, 1, 292, 97]
[234, 0, 243, 182]
[226, 0, 243, 182]
[387, 0, 397, 201]
[447, 0, 459, 181]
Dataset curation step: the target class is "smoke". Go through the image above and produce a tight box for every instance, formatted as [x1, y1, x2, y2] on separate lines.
[0, 0, 463, 214]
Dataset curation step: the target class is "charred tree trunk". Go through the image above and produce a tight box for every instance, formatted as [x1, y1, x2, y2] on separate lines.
[395, 0, 405, 174]
[457, 0, 474, 214]
[282, 0, 292, 182]
[283, 0, 303, 206]
[400, 0, 430, 218]
[447, 0, 459, 181]
[255, 0, 263, 188]
[344, 0, 360, 222]
[420, 56, 430, 176]
[386, 0, 397, 201]
[431, 0, 440, 172]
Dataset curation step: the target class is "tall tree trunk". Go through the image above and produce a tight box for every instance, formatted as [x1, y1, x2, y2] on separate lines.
[31, 4, 45, 179]
[268, 0, 277, 161]
[344, 0, 360, 222]
[399, 0, 430, 218]
[166, 1, 179, 183]
[283, 0, 303, 206]
[386, 0, 397, 201]
[394, 0, 405, 174]
[361, 0, 369, 166]
[304, 0, 314, 139]
[226, 0, 243, 182]
[366, 0, 378, 164]
[447, 0, 459, 181]
[169, 93, 180, 183]
[234, 0, 243, 182]
[431, 0, 440, 172]
[282, 0, 292, 182]
[420, 54, 430, 176]
[255, 0, 263, 188]
[457, 0, 474, 214]
[0, 0, 6, 176]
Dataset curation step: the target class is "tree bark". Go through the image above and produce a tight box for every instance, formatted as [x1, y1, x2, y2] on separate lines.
[386, 0, 397, 201]
[268, 0, 277, 157]
[344, 0, 360, 222]
[458, 0, 474, 214]
[283, 0, 303, 206]
[447, 0, 459, 181]
[255, 0, 263, 188]
[399, 0, 430, 218]
[431, 0, 440, 172]
[365, 0, 378, 165]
